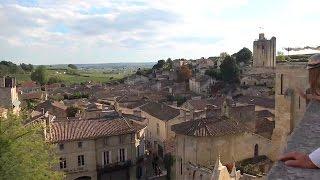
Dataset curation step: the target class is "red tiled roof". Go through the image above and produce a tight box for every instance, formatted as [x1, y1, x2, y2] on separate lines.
[140, 102, 180, 121]
[20, 81, 39, 88]
[49, 118, 145, 142]
[171, 117, 249, 137]
[21, 92, 43, 100]
[234, 96, 275, 109]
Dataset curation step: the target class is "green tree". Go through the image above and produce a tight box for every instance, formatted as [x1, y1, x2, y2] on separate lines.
[20, 63, 34, 72]
[0, 61, 24, 74]
[152, 60, 166, 70]
[0, 114, 64, 179]
[220, 55, 239, 83]
[66, 106, 81, 117]
[31, 66, 48, 85]
[277, 51, 286, 61]
[67, 64, 77, 69]
[165, 58, 173, 70]
[48, 76, 62, 84]
[205, 68, 222, 80]
[234, 47, 252, 64]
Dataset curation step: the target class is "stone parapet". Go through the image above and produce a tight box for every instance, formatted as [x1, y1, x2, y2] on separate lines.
[268, 100, 320, 179]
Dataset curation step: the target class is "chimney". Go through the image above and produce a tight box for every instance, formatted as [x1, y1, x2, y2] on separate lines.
[118, 109, 122, 116]
[41, 108, 45, 115]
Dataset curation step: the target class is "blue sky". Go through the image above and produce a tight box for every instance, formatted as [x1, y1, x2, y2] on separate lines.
[0, 0, 320, 65]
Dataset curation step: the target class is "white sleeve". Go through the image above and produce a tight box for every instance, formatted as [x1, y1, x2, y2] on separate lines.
[309, 148, 320, 168]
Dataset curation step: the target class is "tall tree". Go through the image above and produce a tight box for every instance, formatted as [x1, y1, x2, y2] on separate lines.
[165, 58, 173, 70]
[178, 65, 192, 82]
[31, 66, 48, 85]
[20, 63, 34, 72]
[152, 60, 166, 70]
[234, 47, 252, 64]
[220, 55, 239, 83]
[67, 64, 77, 69]
[277, 51, 286, 61]
[0, 114, 64, 179]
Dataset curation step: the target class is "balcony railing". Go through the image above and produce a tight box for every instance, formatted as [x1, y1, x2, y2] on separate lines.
[97, 160, 132, 173]
[268, 100, 320, 179]
[63, 165, 88, 173]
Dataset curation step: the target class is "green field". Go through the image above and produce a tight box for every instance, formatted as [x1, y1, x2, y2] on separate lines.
[12, 69, 131, 85]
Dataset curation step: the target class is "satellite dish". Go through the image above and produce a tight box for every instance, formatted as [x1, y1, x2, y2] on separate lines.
[13, 100, 21, 107]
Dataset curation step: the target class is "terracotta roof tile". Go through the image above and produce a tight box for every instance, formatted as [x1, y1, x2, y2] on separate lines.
[234, 96, 275, 109]
[49, 118, 144, 142]
[140, 102, 180, 121]
[171, 117, 249, 137]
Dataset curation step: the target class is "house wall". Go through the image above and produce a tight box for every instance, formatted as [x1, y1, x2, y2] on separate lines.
[270, 62, 308, 160]
[174, 132, 271, 180]
[253, 34, 276, 68]
[56, 133, 141, 180]
[56, 140, 98, 180]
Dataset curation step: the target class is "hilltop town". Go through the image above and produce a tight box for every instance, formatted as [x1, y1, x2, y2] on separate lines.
[0, 33, 314, 180]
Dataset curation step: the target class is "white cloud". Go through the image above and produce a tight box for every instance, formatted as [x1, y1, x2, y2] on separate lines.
[0, 0, 319, 64]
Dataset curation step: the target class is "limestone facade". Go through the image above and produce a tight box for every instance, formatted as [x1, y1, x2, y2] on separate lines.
[0, 76, 20, 114]
[48, 118, 146, 180]
[253, 33, 276, 68]
[174, 132, 270, 180]
[270, 62, 308, 160]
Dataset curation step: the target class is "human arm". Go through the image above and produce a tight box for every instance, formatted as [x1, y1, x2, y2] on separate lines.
[279, 151, 319, 169]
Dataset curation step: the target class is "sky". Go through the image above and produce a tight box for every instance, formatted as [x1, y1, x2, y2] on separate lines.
[0, 0, 320, 65]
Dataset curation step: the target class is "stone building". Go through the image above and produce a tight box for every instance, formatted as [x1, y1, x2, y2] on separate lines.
[270, 62, 308, 160]
[47, 118, 146, 180]
[36, 100, 68, 118]
[0, 76, 20, 114]
[253, 33, 276, 68]
[139, 102, 181, 157]
[124, 75, 149, 85]
[172, 116, 271, 180]
[189, 75, 214, 94]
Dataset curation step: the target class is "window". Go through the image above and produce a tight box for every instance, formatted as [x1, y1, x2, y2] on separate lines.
[59, 144, 64, 150]
[156, 123, 160, 135]
[254, 144, 259, 157]
[280, 74, 284, 95]
[102, 151, 111, 165]
[119, 148, 126, 162]
[59, 157, 67, 169]
[180, 158, 183, 175]
[78, 142, 83, 148]
[78, 155, 85, 166]
[299, 96, 301, 109]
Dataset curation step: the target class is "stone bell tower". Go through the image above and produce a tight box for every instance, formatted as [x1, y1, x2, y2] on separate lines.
[0, 76, 20, 114]
[253, 33, 276, 68]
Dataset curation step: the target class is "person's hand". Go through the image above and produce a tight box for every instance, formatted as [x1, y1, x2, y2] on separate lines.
[279, 152, 318, 169]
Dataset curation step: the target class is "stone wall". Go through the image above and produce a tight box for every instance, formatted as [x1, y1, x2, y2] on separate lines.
[174, 132, 271, 180]
[270, 62, 308, 160]
[253, 33, 276, 68]
[56, 133, 139, 180]
[0, 88, 13, 108]
[268, 100, 320, 179]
